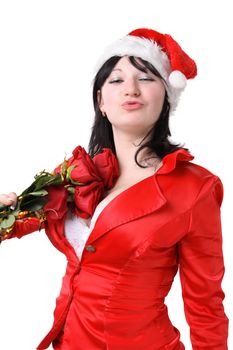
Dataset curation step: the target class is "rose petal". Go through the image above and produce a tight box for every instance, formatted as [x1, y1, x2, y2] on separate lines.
[93, 148, 119, 189]
[44, 186, 68, 221]
[74, 181, 104, 218]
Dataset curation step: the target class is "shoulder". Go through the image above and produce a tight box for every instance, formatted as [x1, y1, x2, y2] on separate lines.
[181, 161, 223, 206]
[157, 149, 223, 208]
[177, 160, 220, 183]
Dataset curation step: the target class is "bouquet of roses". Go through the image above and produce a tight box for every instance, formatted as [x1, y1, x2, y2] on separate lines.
[0, 146, 119, 242]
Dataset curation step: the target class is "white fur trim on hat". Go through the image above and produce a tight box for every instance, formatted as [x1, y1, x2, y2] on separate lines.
[95, 36, 171, 80]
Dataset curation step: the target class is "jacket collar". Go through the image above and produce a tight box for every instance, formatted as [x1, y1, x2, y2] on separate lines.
[157, 148, 194, 175]
[85, 148, 194, 245]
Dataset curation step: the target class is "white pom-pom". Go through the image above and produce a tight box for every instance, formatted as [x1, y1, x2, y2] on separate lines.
[168, 70, 187, 90]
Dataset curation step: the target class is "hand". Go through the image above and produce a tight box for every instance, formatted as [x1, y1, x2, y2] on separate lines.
[0, 192, 17, 208]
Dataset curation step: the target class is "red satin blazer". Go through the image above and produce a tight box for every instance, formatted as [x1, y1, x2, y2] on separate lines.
[6, 149, 228, 349]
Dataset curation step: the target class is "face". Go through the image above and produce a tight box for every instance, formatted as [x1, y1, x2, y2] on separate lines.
[98, 56, 166, 138]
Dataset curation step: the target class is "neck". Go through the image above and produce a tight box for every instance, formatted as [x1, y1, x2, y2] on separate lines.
[112, 128, 159, 174]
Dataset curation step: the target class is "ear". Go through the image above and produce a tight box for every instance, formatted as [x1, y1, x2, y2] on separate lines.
[97, 90, 104, 111]
[97, 90, 104, 113]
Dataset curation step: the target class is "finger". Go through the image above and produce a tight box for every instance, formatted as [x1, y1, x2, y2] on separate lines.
[7, 192, 17, 203]
[0, 194, 16, 206]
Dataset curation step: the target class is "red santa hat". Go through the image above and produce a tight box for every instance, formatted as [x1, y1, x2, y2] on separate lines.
[95, 28, 197, 113]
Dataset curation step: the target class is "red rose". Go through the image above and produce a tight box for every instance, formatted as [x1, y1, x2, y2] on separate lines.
[69, 146, 102, 184]
[93, 148, 119, 189]
[74, 181, 104, 219]
[51, 146, 119, 219]
[54, 146, 102, 184]
[43, 186, 68, 221]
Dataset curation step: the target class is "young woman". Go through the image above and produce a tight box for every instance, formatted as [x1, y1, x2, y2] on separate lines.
[0, 28, 228, 349]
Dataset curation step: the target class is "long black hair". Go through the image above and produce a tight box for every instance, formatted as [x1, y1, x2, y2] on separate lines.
[88, 56, 187, 168]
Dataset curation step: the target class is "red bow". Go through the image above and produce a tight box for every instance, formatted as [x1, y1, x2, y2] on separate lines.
[44, 146, 119, 220]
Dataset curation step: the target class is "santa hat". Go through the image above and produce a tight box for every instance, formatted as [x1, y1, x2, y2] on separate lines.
[95, 28, 197, 113]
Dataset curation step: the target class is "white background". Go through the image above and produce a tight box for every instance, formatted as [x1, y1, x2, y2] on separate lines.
[0, 1, 232, 349]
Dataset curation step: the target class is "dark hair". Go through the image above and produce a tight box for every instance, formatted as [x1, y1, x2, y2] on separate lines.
[88, 56, 187, 167]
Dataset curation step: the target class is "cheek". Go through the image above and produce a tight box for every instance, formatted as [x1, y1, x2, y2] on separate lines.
[101, 90, 118, 111]
[101, 87, 111, 105]
[154, 86, 166, 107]
[150, 93, 165, 112]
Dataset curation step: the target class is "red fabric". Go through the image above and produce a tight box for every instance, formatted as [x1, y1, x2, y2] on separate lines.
[129, 28, 197, 79]
[5, 148, 228, 349]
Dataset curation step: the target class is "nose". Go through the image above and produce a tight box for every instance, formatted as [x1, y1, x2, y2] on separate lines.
[124, 78, 140, 97]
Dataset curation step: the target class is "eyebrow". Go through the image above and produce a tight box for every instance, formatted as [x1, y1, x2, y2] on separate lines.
[111, 68, 151, 74]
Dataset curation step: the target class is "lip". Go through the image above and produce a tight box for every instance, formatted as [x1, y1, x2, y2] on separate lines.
[121, 101, 144, 111]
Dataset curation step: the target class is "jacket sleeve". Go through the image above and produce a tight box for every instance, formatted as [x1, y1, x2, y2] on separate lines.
[0, 161, 64, 243]
[0, 217, 44, 242]
[178, 176, 228, 349]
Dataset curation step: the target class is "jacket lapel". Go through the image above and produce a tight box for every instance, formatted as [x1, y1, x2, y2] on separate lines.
[85, 148, 194, 245]
[86, 174, 166, 245]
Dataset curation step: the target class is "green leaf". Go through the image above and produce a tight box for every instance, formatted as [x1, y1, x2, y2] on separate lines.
[20, 181, 37, 196]
[0, 203, 13, 219]
[34, 173, 63, 190]
[20, 196, 48, 212]
[0, 203, 9, 211]
[61, 158, 68, 176]
[33, 174, 55, 190]
[11, 209, 20, 216]
[23, 190, 48, 197]
[67, 186, 75, 194]
[0, 214, 15, 230]
[66, 165, 76, 181]
[20, 172, 63, 197]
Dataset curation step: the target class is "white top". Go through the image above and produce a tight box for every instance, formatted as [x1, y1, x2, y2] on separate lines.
[64, 200, 108, 260]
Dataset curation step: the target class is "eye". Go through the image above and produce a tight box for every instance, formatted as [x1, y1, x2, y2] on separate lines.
[109, 78, 123, 84]
[138, 76, 155, 81]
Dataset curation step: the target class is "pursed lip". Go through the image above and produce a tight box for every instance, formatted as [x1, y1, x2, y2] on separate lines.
[121, 100, 144, 110]
[122, 100, 143, 106]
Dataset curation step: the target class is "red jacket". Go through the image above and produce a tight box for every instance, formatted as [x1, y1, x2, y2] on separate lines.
[5, 149, 228, 349]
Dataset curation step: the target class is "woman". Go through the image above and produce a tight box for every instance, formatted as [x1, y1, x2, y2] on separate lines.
[0, 28, 228, 349]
